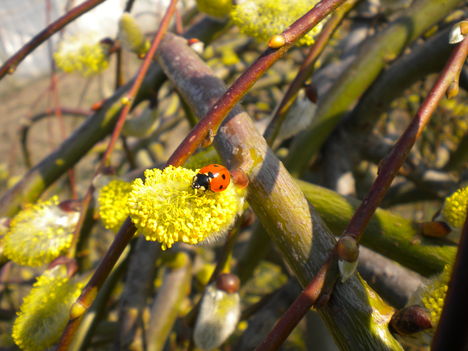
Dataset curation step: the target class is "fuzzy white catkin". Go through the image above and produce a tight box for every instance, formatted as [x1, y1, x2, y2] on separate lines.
[194, 284, 241, 350]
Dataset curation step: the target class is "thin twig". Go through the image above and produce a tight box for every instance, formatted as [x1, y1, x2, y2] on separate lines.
[264, 0, 357, 145]
[57, 218, 136, 349]
[285, 0, 464, 175]
[0, 0, 108, 80]
[256, 35, 468, 351]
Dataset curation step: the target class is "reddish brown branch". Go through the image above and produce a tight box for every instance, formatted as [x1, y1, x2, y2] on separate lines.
[66, 0, 177, 258]
[57, 218, 136, 349]
[255, 256, 336, 351]
[0, 0, 108, 80]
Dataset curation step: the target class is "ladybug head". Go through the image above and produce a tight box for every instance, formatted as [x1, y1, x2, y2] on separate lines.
[191, 173, 212, 191]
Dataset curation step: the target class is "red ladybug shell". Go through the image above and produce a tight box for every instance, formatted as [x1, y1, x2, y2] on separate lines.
[192, 164, 230, 192]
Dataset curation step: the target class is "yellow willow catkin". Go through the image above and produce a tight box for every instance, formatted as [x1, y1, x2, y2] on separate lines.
[127, 166, 245, 250]
[12, 266, 83, 351]
[2, 196, 78, 267]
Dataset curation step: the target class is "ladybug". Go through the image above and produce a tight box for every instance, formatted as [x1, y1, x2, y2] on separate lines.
[192, 164, 230, 192]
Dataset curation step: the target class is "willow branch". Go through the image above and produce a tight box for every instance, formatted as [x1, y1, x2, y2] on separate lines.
[146, 252, 191, 351]
[57, 0, 179, 346]
[66, 0, 178, 259]
[0, 0, 108, 80]
[157, 32, 402, 350]
[346, 25, 455, 134]
[117, 240, 160, 349]
[297, 180, 455, 276]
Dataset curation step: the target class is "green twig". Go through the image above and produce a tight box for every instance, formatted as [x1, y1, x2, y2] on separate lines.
[345, 36, 468, 241]
[297, 180, 455, 276]
[117, 239, 161, 349]
[146, 252, 191, 351]
[346, 25, 455, 135]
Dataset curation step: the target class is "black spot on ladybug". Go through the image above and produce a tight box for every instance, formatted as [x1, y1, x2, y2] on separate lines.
[219, 185, 224, 190]
[221, 174, 226, 179]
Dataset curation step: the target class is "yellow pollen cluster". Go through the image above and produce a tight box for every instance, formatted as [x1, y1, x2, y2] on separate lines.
[12, 266, 83, 351]
[54, 33, 109, 76]
[421, 265, 451, 325]
[230, 0, 323, 46]
[127, 166, 245, 250]
[2, 196, 78, 267]
[97, 179, 133, 232]
[441, 186, 468, 228]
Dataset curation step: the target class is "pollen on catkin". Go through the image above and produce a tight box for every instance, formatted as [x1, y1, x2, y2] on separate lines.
[441, 186, 468, 228]
[54, 32, 109, 76]
[127, 166, 245, 250]
[230, 0, 323, 46]
[97, 179, 133, 232]
[12, 266, 83, 351]
[2, 196, 78, 267]
[420, 264, 451, 326]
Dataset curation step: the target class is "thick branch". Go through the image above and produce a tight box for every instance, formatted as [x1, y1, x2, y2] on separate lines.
[157, 32, 402, 350]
